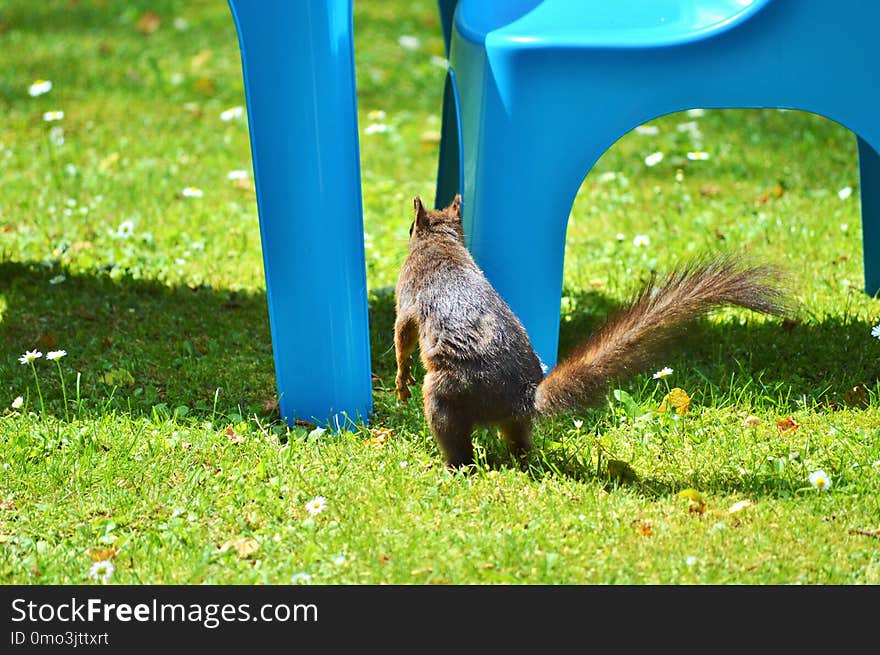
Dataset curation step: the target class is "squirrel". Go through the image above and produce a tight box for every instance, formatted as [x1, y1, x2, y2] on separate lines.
[394, 194, 790, 468]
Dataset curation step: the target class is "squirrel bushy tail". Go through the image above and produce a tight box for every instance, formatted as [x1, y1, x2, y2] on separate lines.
[534, 256, 790, 416]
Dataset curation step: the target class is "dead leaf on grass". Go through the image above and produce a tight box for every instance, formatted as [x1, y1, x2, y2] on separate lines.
[367, 427, 394, 447]
[678, 488, 707, 516]
[658, 387, 691, 416]
[135, 11, 161, 35]
[220, 537, 260, 559]
[776, 416, 799, 435]
[634, 520, 653, 537]
[225, 427, 245, 444]
[86, 546, 118, 561]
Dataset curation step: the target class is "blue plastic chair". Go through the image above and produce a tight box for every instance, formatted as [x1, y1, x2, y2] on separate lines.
[228, 0, 372, 429]
[435, 0, 880, 372]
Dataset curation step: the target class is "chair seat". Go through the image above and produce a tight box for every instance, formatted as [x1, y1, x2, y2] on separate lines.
[437, 0, 880, 372]
[458, 0, 772, 49]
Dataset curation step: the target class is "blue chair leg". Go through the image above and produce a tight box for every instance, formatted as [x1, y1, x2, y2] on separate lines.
[434, 70, 462, 210]
[228, 0, 372, 429]
[858, 137, 880, 297]
[457, 82, 587, 370]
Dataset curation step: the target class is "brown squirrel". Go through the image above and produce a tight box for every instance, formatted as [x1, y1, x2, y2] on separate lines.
[394, 195, 789, 468]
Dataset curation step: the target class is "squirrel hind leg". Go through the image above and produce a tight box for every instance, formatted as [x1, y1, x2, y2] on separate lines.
[423, 391, 474, 469]
[498, 417, 533, 460]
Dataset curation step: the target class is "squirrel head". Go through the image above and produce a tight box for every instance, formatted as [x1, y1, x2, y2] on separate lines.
[409, 194, 464, 246]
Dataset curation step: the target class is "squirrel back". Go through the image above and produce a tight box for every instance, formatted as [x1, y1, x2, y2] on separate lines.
[394, 195, 790, 467]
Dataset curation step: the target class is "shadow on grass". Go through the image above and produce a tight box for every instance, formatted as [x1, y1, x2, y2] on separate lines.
[0, 261, 400, 425]
[1, 261, 279, 422]
[3, 261, 878, 493]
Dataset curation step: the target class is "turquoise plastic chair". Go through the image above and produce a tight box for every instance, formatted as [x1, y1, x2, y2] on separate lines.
[228, 0, 372, 428]
[435, 0, 880, 372]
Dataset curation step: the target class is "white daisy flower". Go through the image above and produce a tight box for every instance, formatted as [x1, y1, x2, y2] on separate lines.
[304, 496, 327, 516]
[42, 110, 64, 122]
[220, 106, 244, 122]
[227, 169, 248, 180]
[11, 396, 24, 410]
[398, 35, 420, 50]
[28, 79, 52, 97]
[114, 220, 135, 239]
[633, 234, 650, 247]
[49, 274, 66, 285]
[635, 124, 659, 136]
[364, 123, 388, 135]
[808, 469, 831, 491]
[653, 366, 673, 379]
[18, 350, 42, 365]
[644, 152, 664, 167]
[46, 350, 67, 361]
[181, 186, 204, 198]
[88, 560, 115, 583]
[838, 186, 853, 200]
[686, 151, 710, 161]
[871, 324, 880, 340]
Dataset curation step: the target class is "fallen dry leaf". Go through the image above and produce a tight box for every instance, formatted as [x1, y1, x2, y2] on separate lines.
[741, 415, 763, 428]
[233, 177, 254, 193]
[635, 520, 653, 537]
[225, 426, 245, 444]
[419, 129, 441, 144]
[99, 152, 120, 172]
[193, 77, 215, 95]
[699, 183, 721, 197]
[776, 416, 799, 435]
[86, 546, 117, 561]
[367, 427, 394, 447]
[220, 537, 260, 559]
[135, 11, 161, 35]
[658, 387, 691, 415]
[678, 488, 706, 515]
[0, 499, 16, 511]
[190, 49, 212, 71]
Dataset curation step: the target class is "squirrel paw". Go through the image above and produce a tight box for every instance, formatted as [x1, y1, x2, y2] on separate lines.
[395, 379, 411, 402]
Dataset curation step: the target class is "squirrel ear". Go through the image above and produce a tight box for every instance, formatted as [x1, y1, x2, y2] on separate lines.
[449, 194, 462, 219]
[414, 196, 429, 227]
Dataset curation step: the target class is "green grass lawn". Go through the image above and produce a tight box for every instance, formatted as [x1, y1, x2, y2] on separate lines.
[1, 0, 879, 585]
